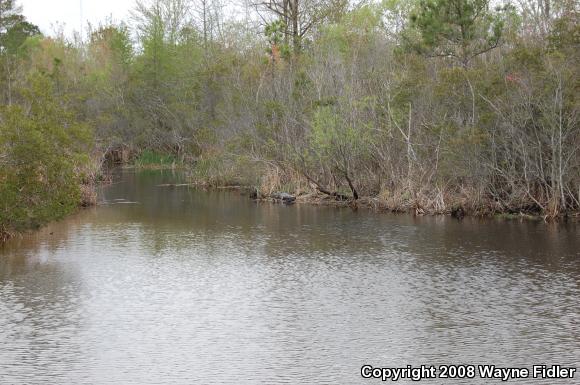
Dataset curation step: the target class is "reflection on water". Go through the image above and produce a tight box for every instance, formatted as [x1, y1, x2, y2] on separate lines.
[1, 169, 579, 384]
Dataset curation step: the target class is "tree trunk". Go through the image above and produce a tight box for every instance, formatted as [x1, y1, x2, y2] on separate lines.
[292, 0, 300, 52]
[345, 173, 359, 200]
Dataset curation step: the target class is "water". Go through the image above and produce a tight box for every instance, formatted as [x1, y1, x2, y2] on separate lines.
[1, 169, 579, 384]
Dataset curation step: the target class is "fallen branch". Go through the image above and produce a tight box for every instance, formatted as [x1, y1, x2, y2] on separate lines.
[302, 172, 350, 201]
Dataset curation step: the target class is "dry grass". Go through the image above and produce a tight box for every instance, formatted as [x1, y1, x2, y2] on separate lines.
[80, 184, 98, 207]
[0, 226, 15, 243]
[191, 161, 574, 220]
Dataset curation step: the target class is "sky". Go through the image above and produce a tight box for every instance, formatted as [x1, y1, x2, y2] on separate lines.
[19, 0, 135, 38]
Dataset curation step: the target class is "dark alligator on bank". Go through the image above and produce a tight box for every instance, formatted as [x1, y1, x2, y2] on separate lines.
[270, 192, 296, 204]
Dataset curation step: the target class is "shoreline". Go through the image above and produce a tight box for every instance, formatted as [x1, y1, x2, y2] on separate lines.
[0, 179, 102, 245]
[138, 163, 578, 223]
[3, 166, 576, 245]
[255, 193, 579, 222]
[131, 159, 579, 222]
[181, 179, 579, 222]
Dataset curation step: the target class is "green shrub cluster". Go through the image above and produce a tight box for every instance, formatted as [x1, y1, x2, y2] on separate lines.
[0, 76, 92, 237]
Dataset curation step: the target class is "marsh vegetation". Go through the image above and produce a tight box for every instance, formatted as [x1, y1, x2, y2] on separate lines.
[1, 0, 579, 239]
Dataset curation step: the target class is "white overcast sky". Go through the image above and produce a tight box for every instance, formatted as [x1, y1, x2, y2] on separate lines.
[19, 0, 134, 37]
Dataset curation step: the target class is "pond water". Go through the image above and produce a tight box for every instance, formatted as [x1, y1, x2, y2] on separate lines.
[1, 169, 579, 384]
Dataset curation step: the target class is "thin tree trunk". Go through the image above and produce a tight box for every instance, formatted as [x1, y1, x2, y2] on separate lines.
[292, 0, 299, 52]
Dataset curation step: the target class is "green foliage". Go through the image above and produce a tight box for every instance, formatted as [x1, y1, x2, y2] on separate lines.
[265, 20, 285, 46]
[0, 75, 92, 233]
[309, 103, 373, 175]
[1, 20, 41, 54]
[192, 149, 262, 187]
[311, 105, 340, 152]
[410, 0, 513, 65]
[90, 24, 133, 67]
[265, 21, 291, 58]
[0, 0, 37, 51]
[135, 150, 176, 167]
[317, 5, 382, 56]
[1, 0, 578, 229]
[547, 13, 580, 52]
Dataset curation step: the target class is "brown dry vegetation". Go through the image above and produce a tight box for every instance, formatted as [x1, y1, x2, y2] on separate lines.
[1, 0, 579, 243]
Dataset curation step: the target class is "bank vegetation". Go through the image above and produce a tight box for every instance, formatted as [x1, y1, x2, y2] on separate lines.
[1, 0, 579, 239]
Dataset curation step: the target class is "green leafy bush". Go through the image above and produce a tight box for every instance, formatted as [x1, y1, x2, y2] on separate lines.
[0, 75, 92, 236]
[134, 150, 176, 167]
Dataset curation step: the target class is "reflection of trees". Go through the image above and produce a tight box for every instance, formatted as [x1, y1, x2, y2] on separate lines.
[79, 169, 580, 267]
[1, 169, 579, 382]
[92, 169, 388, 257]
[0, 224, 86, 380]
[0, 207, 94, 280]
[3, 168, 579, 272]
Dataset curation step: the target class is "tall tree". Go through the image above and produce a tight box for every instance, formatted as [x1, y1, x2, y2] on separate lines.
[255, 0, 348, 53]
[517, 0, 577, 41]
[0, 0, 41, 104]
[1, 0, 40, 54]
[0, 0, 21, 37]
[410, 0, 511, 66]
[192, 0, 224, 50]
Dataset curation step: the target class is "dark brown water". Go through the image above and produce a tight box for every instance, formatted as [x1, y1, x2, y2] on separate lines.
[1, 169, 579, 384]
